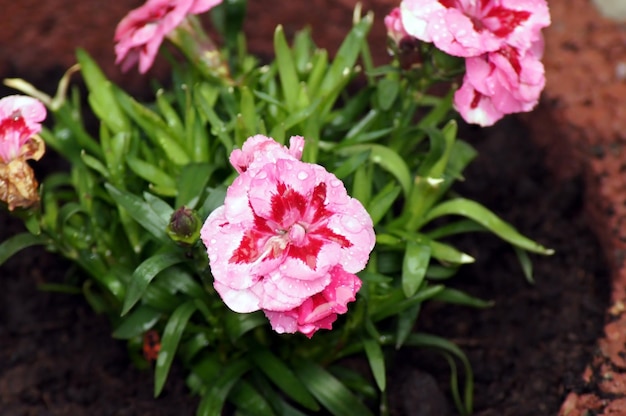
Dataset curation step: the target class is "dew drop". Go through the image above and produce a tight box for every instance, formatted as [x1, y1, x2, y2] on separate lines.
[340, 216, 363, 233]
[297, 171, 309, 180]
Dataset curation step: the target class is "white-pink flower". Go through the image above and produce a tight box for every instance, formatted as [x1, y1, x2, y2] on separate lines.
[453, 40, 545, 126]
[114, 0, 222, 73]
[400, 0, 550, 57]
[0, 95, 46, 163]
[264, 266, 362, 338]
[385, 7, 410, 45]
[201, 135, 375, 337]
[229, 135, 304, 174]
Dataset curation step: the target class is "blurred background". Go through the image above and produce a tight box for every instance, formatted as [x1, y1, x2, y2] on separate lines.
[0, 0, 396, 96]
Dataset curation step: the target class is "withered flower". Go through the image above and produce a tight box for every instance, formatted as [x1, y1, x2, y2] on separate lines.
[0, 95, 47, 211]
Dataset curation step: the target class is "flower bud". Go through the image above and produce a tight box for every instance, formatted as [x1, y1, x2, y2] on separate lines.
[167, 206, 201, 246]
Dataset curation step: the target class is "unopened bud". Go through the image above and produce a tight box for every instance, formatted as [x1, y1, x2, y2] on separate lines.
[167, 206, 201, 246]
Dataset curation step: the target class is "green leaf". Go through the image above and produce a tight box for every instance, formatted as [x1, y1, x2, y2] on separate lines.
[395, 303, 420, 349]
[402, 241, 431, 297]
[76, 49, 129, 134]
[318, 14, 372, 97]
[430, 240, 475, 264]
[376, 78, 399, 111]
[306, 49, 328, 94]
[432, 288, 493, 308]
[282, 97, 322, 130]
[332, 150, 370, 180]
[157, 267, 210, 303]
[362, 338, 386, 391]
[402, 333, 474, 416]
[105, 183, 170, 244]
[225, 312, 267, 343]
[515, 246, 535, 284]
[0, 233, 47, 267]
[426, 219, 485, 240]
[344, 109, 379, 143]
[81, 151, 109, 179]
[274, 25, 299, 111]
[155, 301, 197, 397]
[423, 198, 554, 255]
[251, 372, 310, 416]
[143, 192, 174, 225]
[156, 89, 184, 136]
[352, 163, 372, 206]
[179, 332, 210, 365]
[370, 284, 445, 322]
[122, 251, 186, 316]
[367, 183, 401, 226]
[126, 156, 177, 192]
[251, 350, 319, 411]
[155, 130, 191, 165]
[294, 360, 373, 416]
[112, 305, 161, 339]
[239, 86, 258, 138]
[227, 380, 276, 416]
[415, 89, 454, 131]
[176, 163, 214, 209]
[339, 144, 412, 197]
[196, 359, 250, 416]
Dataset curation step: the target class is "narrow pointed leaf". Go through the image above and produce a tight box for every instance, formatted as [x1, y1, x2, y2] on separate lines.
[432, 288, 493, 308]
[251, 350, 319, 411]
[122, 251, 186, 316]
[423, 198, 554, 254]
[105, 183, 170, 244]
[402, 241, 431, 297]
[274, 25, 299, 111]
[196, 359, 250, 416]
[362, 338, 386, 391]
[514, 246, 535, 283]
[112, 305, 161, 339]
[294, 360, 373, 416]
[0, 233, 47, 267]
[155, 301, 197, 397]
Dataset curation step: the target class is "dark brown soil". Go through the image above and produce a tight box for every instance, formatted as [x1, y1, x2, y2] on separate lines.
[0, 114, 610, 415]
[390, 116, 610, 416]
[0, 218, 199, 415]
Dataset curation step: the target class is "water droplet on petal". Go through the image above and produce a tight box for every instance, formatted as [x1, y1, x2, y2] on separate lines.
[297, 171, 309, 180]
[340, 216, 363, 233]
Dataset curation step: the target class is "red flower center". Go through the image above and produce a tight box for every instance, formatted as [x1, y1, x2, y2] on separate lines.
[0, 111, 31, 161]
[438, 0, 531, 38]
[229, 182, 352, 270]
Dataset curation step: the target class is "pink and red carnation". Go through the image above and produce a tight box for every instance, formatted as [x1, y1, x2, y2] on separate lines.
[0, 95, 46, 164]
[201, 135, 375, 337]
[114, 0, 222, 73]
[388, 0, 550, 126]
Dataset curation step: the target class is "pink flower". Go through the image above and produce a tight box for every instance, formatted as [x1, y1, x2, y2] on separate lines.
[0, 95, 46, 163]
[264, 266, 362, 338]
[453, 40, 545, 126]
[385, 7, 410, 45]
[400, 0, 550, 57]
[114, 0, 222, 73]
[453, 81, 504, 127]
[201, 135, 375, 336]
[229, 135, 304, 174]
